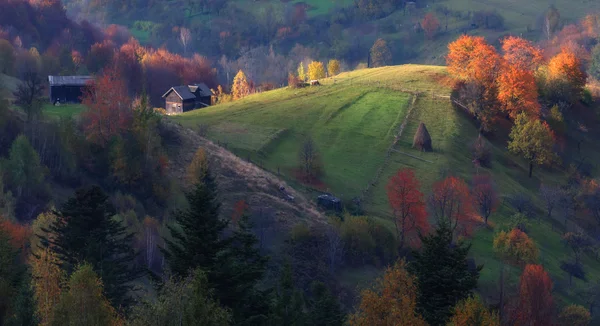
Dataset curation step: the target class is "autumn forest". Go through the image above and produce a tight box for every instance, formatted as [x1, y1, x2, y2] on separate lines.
[3, 0, 600, 325]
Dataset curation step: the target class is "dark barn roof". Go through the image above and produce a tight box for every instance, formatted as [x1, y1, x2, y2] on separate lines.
[48, 75, 93, 86]
[189, 83, 212, 97]
[162, 83, 212, 101]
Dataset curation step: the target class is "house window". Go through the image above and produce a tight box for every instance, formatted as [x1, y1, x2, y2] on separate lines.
[172, 103, 177, 108]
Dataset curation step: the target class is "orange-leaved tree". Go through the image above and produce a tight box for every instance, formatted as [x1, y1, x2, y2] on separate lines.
[497, 64, 540, 119]
[386, 168, 429, 249]
[428, 176, 476, 239]
[447, 35, 502, 83]
[448, 295, 500, 326]
[349, 259, 427, 326]
[81, 66, 132, 147]
[548, 47, 587, 98]
[471, 174, 499, 225]
[447, 35, 502, 131]
[501, 36, 544, 71]
[422, 13, 440, 40]
[513, 264, 554, 326]
[370, 38, 392, 68]
[493, 228, 539, 266]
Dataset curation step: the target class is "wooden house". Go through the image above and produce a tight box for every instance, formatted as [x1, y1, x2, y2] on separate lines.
[48, 75, 93, 104]
[162, 83, 213, 115]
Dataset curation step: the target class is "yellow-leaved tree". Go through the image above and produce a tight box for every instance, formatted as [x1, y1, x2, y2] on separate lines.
[232, 70, 250, 100]
[448, 295, 500, 326]
[328, 59, 341, 76]
[349, 259, 427, 326]
[186, 148, 209, 186]
[308, 61, 326, 80]
[297, 62, 306, 81]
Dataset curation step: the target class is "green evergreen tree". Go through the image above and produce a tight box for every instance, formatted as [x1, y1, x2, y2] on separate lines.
[306, 282, 345, 326]
[0, 228, 26, 324]
[162, 171, 227, 278]
[408, 220, 482, 326]
[130, 269, 231, 326]
[213, 212, 270, 325]
[5, 273, 37, 326]
[41, 186, 144, 309]
[270, 262, 306, 326]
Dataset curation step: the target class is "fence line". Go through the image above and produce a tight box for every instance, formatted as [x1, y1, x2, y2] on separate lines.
[359, 92, 420, 202]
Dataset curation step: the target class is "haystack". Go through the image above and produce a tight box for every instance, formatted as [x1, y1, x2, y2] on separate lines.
[413, 122, 432, 152]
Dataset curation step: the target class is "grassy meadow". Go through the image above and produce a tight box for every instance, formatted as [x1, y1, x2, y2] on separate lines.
[172, 64, 600, 307]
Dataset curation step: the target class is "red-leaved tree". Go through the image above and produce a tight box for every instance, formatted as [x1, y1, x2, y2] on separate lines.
[422, 13, 440, 40]
[81, 66, 132, 147]
[471, 174, 499, 225]
[386, 169, 429, 249]
[428, 176, 476, 239]
[513, 264, 554, 326]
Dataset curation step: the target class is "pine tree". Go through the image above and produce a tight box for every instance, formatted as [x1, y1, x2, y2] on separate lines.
[0, 226, 27, 324]
[213, 212, 270, 324]
[41, 186, 143, 309]
[5, 273, 37, 326]
[270, 262, 306, 325]
[162, 171, 227, 278]
[408, 220, 482, 325]
[306, 282, 345, 326]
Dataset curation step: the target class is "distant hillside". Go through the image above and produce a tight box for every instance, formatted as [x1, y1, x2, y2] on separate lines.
[172, 64, 600, 308]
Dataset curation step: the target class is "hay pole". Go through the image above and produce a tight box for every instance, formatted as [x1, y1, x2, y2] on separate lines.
[389, 149, 434, 163]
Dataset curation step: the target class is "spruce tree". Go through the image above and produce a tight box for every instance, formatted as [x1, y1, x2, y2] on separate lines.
[162, 171, 228, 278]
[0, 228, 26, 324]
[41, 186, 143, 309]
[408, 220, 482, 326]
[270, 262, 306, 326]
[306, 282, 345, 326]
[214, 212, 270, 325]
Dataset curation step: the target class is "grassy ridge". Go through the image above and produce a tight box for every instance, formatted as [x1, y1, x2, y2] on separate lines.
[172, 64, 600, 307]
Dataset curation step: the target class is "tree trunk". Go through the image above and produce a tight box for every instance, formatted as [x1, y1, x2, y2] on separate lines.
[499, 264, 505, 323]
[528, 162, 533, 178]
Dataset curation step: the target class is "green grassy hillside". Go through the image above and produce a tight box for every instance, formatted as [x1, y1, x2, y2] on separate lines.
[172, 64, 600, 308]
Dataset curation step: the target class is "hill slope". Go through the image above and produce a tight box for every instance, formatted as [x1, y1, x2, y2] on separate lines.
[172, 64, 600, 308]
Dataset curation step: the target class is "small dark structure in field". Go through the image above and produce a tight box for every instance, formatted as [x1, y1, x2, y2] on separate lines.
[413, 122, 432, 152]
[48, 75, 93, 105]
[317, 194, 342, 212]
[162, 83, 213, 115]
[310, 80, 321, 86]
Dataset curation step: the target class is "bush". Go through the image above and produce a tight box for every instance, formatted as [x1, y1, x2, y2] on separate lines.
[471, 10, 505, 30]
[471, 135, 492, 168]
[341, 216, 396, 267]
[581, 88, 594, 106]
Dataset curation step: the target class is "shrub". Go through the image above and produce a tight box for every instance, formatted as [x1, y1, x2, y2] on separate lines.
[341, 216, 396, 267]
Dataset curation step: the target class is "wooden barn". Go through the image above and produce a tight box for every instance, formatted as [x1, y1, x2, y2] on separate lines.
[162, 83, 213, 115]
[48, 75, 93, 105]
